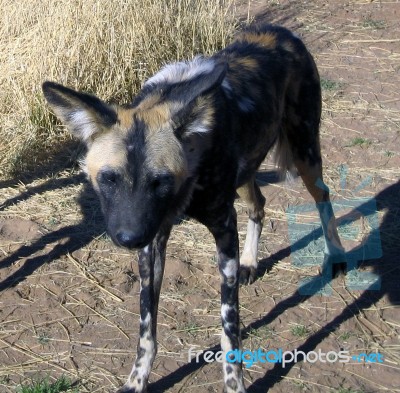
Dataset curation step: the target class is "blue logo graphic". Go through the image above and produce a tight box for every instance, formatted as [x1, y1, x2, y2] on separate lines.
[286, 165, 382, 295]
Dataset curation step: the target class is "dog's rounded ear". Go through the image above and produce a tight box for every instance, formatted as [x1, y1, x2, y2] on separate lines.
[171, 61, 227, 138]
[187, 60, 227, 101]
[42, 81, 117, 143]
[173, 60, 227, 107]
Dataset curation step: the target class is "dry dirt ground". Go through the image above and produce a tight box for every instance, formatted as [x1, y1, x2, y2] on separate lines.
[1, 1, 400, 392]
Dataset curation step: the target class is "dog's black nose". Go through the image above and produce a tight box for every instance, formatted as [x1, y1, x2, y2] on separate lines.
[115, 230, 147, 249]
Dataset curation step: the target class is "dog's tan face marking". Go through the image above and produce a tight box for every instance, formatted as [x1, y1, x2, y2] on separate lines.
[136, 104, 172, 134]
[116, 107, 136, 130]
[83, 107, 136, 187]
[136, 103, 189, 190]
[144, 122, 188, 189]
[84, 130, 128, 188]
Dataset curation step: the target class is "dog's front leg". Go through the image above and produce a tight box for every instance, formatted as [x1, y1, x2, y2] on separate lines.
[118, 227, 171, 393]
[210, 208, 247, 393]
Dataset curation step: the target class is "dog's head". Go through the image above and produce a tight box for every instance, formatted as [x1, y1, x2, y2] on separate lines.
[42, 59, 226, 249]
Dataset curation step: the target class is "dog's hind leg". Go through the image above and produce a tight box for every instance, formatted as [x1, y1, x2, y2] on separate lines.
[293, 154, 346, 278]
[118, 225, 171, 393]
[282, 65, 346, 280]
[209, 207, 247, 393]
[237, 177, 266, 285]
[281, 118, 346, 277]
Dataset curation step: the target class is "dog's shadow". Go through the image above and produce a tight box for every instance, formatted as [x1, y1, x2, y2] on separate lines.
[0, 174, 105, 291]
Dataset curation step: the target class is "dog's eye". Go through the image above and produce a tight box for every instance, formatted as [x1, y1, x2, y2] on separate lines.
[151, 173, 174, 193]
[174, 125, 185, 136]
[99, 170, 119, 185]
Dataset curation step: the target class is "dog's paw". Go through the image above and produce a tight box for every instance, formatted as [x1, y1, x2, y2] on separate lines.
[239, 266, 257, 285]
[332, 262, 347, 278]
[322, 253, 347, 278]
[116, 384, 147, 393]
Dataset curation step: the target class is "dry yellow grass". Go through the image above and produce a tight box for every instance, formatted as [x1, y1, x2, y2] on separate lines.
[0, 0, 238, 178]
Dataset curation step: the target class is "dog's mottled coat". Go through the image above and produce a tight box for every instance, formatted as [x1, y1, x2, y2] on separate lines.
[43, 25, 344, 393]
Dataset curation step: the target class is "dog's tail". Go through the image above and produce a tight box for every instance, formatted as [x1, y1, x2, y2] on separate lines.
[273, 131, 297, 181]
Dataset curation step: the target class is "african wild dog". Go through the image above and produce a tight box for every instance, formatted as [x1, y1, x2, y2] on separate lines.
[43, 24, 344, 393]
